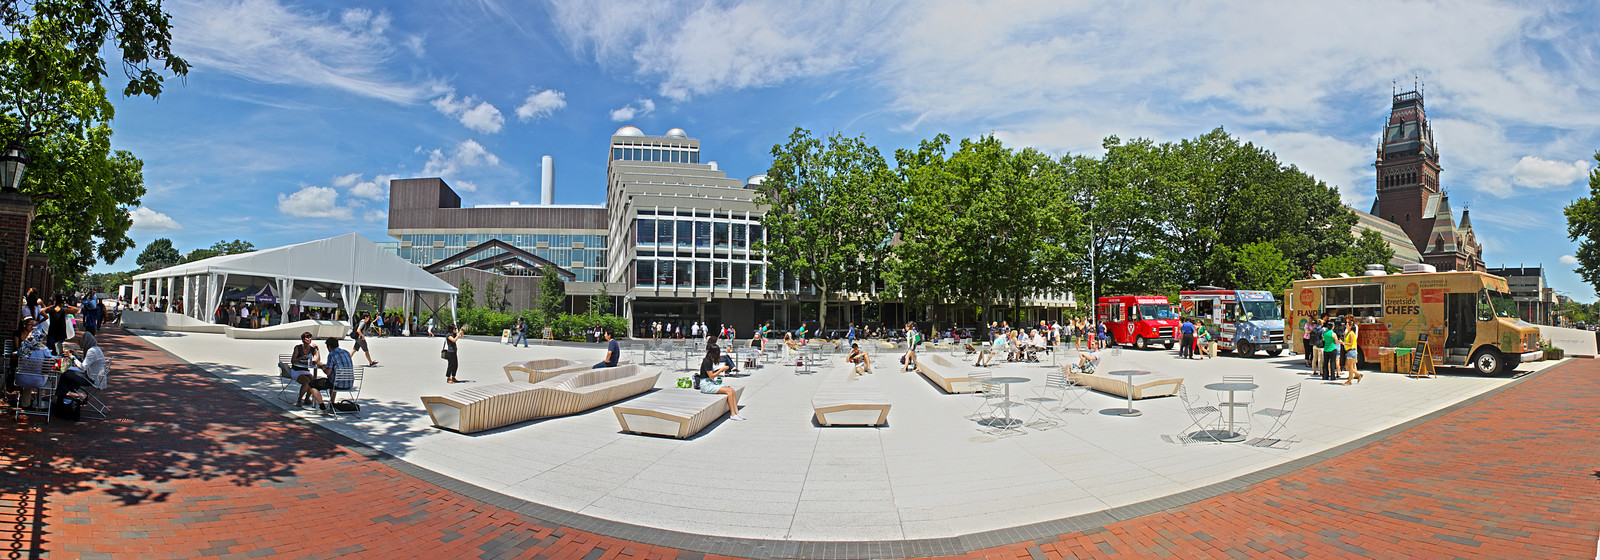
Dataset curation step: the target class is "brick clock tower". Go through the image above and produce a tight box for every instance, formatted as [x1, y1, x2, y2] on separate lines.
[1371, 90, 1484, 272]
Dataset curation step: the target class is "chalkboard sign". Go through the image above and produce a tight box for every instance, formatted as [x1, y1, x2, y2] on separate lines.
[1411, 333, 1432, 377]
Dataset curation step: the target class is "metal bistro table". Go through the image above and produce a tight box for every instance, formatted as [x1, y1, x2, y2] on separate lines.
[1105, 370, 1151, 417]
[985, 376, 1032, 434]
[1204, 381, 1259, 442]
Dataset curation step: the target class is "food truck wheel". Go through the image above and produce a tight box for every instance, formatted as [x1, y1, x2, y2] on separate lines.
[1163, 341, 1174, 350]
[1237, 340, 1255, 357]
[1135, 336, 1148, 350]
[1471, 347, 1504, 376]
[1266, 349, 1283, 357]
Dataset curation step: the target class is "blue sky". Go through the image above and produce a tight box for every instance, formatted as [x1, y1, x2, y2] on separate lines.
[105, 0, 1600, 300]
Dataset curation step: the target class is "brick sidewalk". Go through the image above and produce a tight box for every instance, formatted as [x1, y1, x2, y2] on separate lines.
[2, 329, 1595, 559]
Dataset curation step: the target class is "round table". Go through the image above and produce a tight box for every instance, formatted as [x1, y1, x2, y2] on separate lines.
[1204, 381, 1259, 442]
[986, 376, 1032, 431]
[1106, 370, 1151, 417]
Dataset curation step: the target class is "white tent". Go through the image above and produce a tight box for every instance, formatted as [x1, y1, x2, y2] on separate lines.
[293, 288, 340, 308]
[132, 233, 457, 330]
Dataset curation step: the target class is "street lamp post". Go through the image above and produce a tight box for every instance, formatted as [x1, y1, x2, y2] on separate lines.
[0, 141, 28, 192]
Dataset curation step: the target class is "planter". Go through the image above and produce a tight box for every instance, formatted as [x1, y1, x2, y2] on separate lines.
[1543, 348, 1564, 361]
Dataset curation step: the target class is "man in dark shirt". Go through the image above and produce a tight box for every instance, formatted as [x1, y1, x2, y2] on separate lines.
[593, 329, 620, 369]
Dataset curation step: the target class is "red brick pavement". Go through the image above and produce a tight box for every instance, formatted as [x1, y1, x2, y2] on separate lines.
[2, 328, 1596, 559]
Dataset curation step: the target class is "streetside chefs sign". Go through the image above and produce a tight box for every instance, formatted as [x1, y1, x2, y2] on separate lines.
[1384, 281, 1421, 316]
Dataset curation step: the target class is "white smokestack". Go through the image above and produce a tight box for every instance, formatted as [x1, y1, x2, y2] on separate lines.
[541, 155, 554, 205]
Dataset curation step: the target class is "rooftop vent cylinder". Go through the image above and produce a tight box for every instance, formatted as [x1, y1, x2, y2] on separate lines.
[541, 155, 554, 205]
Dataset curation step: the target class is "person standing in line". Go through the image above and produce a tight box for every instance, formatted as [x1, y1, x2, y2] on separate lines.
[443, 325, 460, 383]
[42, 294, 80, 354]
[1178, 318, 1196, 359]
[1320, 319, 1339, 381]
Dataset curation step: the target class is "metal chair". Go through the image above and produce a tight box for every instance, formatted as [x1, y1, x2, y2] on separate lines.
[1251, 383, 1302, 449]
[325, 365, 363, 417]
[965, 372, 1002, 420]
[77, 355, 110, 420]
[274, 354, 300, 403]
[13, 356, 59, 423]
[1176, 383, 1223, 445]
[1023, 371, 1070, 430]
[1219, 375, 1256, 409]
[1057, 371, 1093, 415]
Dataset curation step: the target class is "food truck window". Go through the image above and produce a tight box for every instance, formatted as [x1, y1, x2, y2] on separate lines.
[1196, 300, 1213, 319]
[1324, 284, 1384, 317]
[1477, 290, 1494, 322]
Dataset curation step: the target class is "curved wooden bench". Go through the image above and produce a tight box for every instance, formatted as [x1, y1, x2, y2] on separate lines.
[503, 357, 633, 383]
[422, 364, 660, 433]
[1068, 367, 1182, 400]
[613, 386, 745, 439]
[914, 354, 981, 394]
[812, 373, 890, 426]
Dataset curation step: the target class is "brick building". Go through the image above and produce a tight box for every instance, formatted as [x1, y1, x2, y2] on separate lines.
[1367, 89, 1485, 272]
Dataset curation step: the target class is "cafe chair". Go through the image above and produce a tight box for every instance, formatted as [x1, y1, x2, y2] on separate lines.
[1250, 383, 1302, 449]
[1219, 375, 1256, 410]
[13, 356, 59, 423]
[77, 355, 111, 420]
[1176, 383, 1223, 446]
[325, 364, 364, 417]
[1023, 371, 1070, 430]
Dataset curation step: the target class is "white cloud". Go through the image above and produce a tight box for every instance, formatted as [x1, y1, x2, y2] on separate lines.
[403, 34, 426, 57]
[1561, 254, 1579, 266]
[516, 88, 567, 121]
[431, 90, 505, 134]
[364, 209, 387, 222]
[422, 140, 501, 181]
[169, 0, 437, 103]
[331, 172, 361, 188]
[129, 207, 182, 232]
[1509, 155, 1592, 188]
[277, 186, 354, 219]
[453, 180, 479, 193]
[609, 98, 655, 122]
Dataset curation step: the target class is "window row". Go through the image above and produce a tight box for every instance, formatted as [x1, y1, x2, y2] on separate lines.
[612, 147, 699, 164]
[633, 260, 825, 294]
[400, 233, 605, 249]
[635, 219, 762, 250]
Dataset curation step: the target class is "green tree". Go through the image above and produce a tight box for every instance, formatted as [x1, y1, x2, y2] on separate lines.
[1314, 254, 1362, 278]
[134, 237, 178, 270]
[535, 265, 566, 325]
[456, 277, 476, 310]
[1345, 229, 1397, 274]
[210, 239, 254, 254]
[756, 127, 896, 332]
[1231, 241, 1297, 293]
[1563, 151, 1600, 291]
[587, 286, 613, 316]
[3, 2, 190, 280]
[482, 276, 506, 312]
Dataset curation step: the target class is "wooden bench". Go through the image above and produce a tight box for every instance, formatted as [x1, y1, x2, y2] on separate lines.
[612, 386, 745, 439]
[422, 364, 660, 433]
[502, 358, 631, 383]
[1068, 367, 1183, 400]
[812, 373, 890, 426]
[914, 354, 981, 393]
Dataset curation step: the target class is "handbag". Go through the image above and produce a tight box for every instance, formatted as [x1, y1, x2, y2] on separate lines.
[333, 400, 360, 412]
[676, 377, 693, 388]
[53, 395, 82, 421]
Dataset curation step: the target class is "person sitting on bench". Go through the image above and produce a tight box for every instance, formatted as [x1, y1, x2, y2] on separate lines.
[593, 329, 619, 369]
[697, 344, 745, 421]
[847, 343, 872, 375]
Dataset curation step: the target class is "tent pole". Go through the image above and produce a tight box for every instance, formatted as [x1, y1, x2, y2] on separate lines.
[449, 294, 458, 328]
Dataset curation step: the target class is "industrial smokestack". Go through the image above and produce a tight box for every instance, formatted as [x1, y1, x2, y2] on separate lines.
[540, 155, 554, 205]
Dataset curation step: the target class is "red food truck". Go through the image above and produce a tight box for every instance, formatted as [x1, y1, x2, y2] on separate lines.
[1096, 295, 1180, 350]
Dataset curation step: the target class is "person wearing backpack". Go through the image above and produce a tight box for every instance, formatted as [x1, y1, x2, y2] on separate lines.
[901, 322, 922, 373]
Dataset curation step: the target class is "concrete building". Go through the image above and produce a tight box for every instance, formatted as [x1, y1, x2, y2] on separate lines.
[388, 127, 1076, 336]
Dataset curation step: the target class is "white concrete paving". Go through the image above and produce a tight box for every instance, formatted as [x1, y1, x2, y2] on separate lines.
[131, 330, 1554, 541]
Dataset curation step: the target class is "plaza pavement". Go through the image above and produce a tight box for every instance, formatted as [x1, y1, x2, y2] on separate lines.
[3, 327, 1595, 558]
[131, 329, 1547, 537]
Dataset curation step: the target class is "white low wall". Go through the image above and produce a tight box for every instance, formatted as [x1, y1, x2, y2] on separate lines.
[1539, 325, 1598, 358]
[121, 312, 347, 340]
[121, 311, 226, 333]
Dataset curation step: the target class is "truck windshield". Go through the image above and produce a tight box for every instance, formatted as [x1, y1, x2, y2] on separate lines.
[1137, 304, 1173, 320]
[1487, 290, 1516, 319]
[1238, 301, 1282, 321]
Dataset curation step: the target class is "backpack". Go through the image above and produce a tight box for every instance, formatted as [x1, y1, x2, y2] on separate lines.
[53, 395, 83, 421]
[333, 400, 360, 413]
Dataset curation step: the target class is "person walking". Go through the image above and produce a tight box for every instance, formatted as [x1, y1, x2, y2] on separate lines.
[351, 318, 378, 367]
[512, 318, 529, 347]
[442, 325, 460, 383]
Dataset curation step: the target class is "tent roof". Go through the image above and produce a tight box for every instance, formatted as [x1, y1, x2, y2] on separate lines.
[134, 233, 457, 294]
[294, 288, 340, 307]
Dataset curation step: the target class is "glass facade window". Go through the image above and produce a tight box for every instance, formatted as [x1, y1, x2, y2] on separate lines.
[713, 222, 729, 249]
[675, 260, 692, 287]
[714, 262, 729, 288]
[749, 224, 764, 249]
[613, 148, 623, 160]
[732, 263, 746, 289]
[675, 220, 692, 248]
[695, 261, 711, 288]
[694, 221, 711, 248]
[636, 260, 654, 286]
[657, 220, 673, 245]
[636, 219, 655, 245]
[732, 224, 747, 249]
[658, 259, 674, 286]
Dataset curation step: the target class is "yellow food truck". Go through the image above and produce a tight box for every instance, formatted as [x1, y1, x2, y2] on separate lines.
[1287, 269, 1541, 376]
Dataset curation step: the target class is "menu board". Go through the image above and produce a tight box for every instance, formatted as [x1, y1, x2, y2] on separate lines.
[1412, 333, 1429, 376]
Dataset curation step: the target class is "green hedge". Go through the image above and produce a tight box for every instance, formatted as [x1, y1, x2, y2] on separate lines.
[434, 307, 628, 341]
